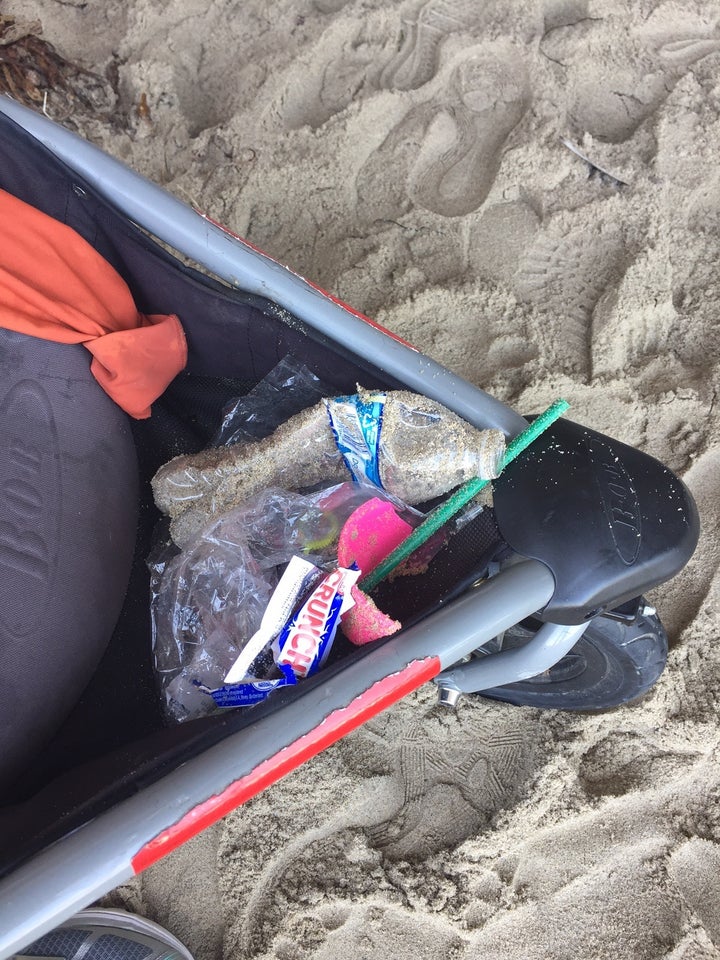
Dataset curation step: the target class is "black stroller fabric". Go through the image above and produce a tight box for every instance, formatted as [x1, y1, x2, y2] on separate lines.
[0, 110, 385, 871]
[0, 110, 506, 878]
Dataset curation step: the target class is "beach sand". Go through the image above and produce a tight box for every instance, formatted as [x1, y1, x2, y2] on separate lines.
[5, 0, 720, 956]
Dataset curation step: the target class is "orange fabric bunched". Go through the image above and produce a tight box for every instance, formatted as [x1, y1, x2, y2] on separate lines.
[0, 188, 187, 418]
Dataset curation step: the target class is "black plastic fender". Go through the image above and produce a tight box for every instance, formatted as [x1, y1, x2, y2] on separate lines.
[493, 417, 699, 624]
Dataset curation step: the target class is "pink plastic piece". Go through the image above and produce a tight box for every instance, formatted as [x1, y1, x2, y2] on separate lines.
[342, 585, 401, 646]
[337, 497, 410, 645]
[337, 497, 412, 572]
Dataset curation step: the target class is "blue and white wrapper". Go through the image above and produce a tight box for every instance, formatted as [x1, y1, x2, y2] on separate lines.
[325, 391, 386, 488]
[209, 663, 297, 708]
[223, 555, 323, 685]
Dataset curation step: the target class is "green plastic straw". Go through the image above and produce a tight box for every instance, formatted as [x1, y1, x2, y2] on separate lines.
[359, 398, 570, 594]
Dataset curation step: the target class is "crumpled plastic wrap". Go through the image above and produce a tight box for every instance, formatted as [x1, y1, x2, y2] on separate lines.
[150, 515, 272, 723]
[212, 355, 326, 447]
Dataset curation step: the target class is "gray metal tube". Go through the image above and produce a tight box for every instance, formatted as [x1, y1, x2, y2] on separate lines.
[0, 96, 527, 438]
[435, 621, 589, 693]
[405, 559, 557, 671]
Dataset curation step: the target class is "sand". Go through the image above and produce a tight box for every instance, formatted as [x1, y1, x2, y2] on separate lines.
[5, 0, 720, 957]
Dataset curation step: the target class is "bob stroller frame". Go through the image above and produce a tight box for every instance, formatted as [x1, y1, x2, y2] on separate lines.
[0, 95, 699, 958]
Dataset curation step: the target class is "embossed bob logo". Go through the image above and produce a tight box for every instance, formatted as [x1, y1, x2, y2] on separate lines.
[586, 436, 642, 565]
[0, 380, 61, 638]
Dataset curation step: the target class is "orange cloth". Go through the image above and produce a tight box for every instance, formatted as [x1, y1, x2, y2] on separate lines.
[0, 188, 187, 418]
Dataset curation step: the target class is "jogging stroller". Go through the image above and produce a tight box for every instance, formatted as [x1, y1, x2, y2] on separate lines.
[0, 95, 699, 958]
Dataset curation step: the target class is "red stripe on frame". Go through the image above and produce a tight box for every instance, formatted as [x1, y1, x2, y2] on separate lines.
[200, 212, 418, 350]
[301, 276, 418, 349]
[131, 656, 440, 874]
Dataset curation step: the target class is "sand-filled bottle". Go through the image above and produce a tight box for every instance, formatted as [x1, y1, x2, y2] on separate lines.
[152, 388, 505, 547]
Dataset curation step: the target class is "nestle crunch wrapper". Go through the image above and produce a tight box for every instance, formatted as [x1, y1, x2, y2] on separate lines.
[223, 556, 324, 685]
[273, 566, 359, 678]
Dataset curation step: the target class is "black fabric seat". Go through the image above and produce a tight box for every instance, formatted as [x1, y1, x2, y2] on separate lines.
[0, 329, 137, 791]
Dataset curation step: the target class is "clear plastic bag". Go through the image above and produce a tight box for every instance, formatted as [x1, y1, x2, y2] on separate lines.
[150, 512, 275, 723]
[212, 355, 327, 447]
[149, 482, 410, 722]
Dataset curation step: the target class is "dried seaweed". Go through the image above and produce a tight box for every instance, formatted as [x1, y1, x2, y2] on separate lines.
[0, 16, 113, 119]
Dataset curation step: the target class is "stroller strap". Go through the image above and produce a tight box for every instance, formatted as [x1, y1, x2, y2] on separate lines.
[0, 188, 187, 418]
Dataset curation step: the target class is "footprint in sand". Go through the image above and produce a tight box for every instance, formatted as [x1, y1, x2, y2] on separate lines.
[365, 705, 542, 862]
[274, 1, 516, 131]
[638, 8, 720, 72]
[513, 217, 628, 376]
[275, 19, 383, 130]
[578, 729, 702, 799]
[669, 838, 720, 948]
[498, 753, 720, 904]
[237, 702, 543, 955]
[380, 0, 498, 92]
[468, 839, 684, 960]
[565, 10, 720, 143]
[356, 45, 529, 221]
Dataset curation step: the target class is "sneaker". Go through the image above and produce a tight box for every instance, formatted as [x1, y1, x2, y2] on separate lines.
[12, 908, 194, 960]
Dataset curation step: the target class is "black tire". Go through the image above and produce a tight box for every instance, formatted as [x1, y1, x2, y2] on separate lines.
[477, 606, 668, 711]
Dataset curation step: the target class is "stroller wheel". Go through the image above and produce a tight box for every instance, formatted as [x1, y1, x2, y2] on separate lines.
[12, 908, 194, 960]
[476, 605, 668, 711]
